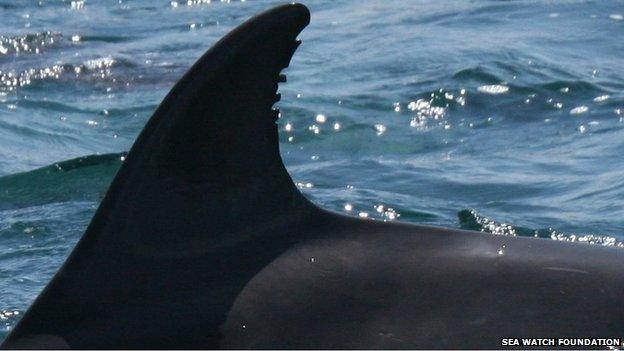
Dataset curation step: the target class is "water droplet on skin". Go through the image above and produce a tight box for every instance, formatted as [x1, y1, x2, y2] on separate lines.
[497, 245, 506, 255]
[344, 204, 353, 211]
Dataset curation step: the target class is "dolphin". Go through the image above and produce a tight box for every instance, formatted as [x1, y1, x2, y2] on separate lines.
[2, 3, 624, 349]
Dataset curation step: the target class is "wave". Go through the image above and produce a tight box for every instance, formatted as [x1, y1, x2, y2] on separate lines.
[0, 153, 124, 211]
[0, 56, 139, 92]
[2, 151, 622, 252]
[79, 35, 136, 43]
[458, 209, 624, 247]
[0, 31, 62, 57]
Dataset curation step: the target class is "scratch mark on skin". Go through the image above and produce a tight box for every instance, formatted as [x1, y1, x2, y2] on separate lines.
[543, 266, 590, 274]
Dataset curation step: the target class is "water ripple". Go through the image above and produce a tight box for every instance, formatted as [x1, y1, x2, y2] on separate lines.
[0, 32, 62, 56]
[0, 57, 126, 92]
[459, 210, 624, 247]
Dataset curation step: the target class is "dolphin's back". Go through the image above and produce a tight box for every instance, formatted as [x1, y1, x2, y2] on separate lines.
[221, 217, 624, 348]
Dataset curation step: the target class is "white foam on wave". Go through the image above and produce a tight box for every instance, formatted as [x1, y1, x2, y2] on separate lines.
[477, 84, 509, 95]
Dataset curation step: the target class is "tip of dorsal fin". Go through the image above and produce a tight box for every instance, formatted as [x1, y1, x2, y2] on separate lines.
[139, 2, 310, 182]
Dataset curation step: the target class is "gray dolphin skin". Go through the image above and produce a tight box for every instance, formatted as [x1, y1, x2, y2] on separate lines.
[2, 3, 624, 349]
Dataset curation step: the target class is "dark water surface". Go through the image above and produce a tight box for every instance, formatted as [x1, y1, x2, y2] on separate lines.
[1, 0, 623, 337]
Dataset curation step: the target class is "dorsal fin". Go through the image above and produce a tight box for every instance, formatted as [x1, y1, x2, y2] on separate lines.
[77, 2, 314, 256]
[3, 4, 314, 348]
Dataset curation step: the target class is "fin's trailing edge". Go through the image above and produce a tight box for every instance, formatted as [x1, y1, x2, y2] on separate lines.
[3, 4, 314, 349]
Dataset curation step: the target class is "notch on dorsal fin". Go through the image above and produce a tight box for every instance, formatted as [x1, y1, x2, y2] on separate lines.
[2, 4, 315, 348]
[79, 2, 314, 255]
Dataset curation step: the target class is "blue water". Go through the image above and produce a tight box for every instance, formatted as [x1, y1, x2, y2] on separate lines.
[1, 0, 623, 338]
